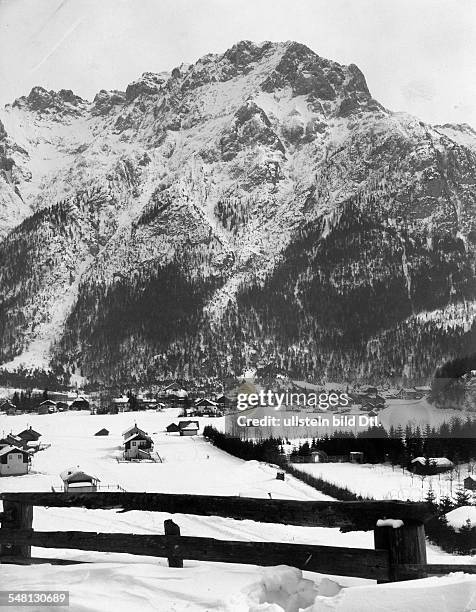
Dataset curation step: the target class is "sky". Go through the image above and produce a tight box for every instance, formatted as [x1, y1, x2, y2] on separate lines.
[0, 0, 475, 127]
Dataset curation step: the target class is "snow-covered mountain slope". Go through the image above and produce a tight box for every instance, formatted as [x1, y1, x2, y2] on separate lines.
[0, 40, 474, 385]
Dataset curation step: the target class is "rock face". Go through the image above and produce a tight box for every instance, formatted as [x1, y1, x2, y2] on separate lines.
[0, 40, 474, 386]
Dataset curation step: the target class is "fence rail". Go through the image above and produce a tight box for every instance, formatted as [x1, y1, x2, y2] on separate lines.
[0, 492, 474, 583]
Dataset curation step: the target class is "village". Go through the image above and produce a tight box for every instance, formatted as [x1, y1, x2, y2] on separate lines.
[0, 380, 475, 611]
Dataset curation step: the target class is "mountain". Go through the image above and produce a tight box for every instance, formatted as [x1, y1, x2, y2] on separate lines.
[0, 40, 475, 387]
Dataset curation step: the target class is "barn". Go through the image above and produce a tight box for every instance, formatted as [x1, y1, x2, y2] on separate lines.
[94, 428, 109, 436]
[166, 423, 181, 433]
[178, 421, 199, 436]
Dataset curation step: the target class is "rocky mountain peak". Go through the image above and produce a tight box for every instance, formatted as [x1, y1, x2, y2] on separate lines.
[125, 72, 169, 101]
[12, 86, 87, 116]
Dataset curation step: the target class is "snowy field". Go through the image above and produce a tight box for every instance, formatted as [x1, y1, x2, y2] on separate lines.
[0, 409, 475, 612]
[293, 461, 473, 504]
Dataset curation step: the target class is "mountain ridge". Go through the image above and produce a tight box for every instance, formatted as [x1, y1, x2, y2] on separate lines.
[0, 40, 474, 386]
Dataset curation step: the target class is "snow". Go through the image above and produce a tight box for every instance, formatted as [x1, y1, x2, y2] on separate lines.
[293, 461, 473, 508]
[445, 506, 476, 531]
[0, 561, 475, 612]
[0, 410, 475, 610]
[376, 519, 404, 529]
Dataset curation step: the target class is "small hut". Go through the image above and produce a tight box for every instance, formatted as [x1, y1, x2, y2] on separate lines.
[60, 468, 99, 492]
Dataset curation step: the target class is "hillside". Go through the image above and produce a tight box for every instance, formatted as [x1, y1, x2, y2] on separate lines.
[0, 40, 475, 386]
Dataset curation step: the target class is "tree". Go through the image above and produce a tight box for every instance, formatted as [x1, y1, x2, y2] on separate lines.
[454, 485, 471, 508]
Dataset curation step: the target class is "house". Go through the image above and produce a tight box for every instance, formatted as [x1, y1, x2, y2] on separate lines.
[113, 396, 130, 412]
[350, 451, 364, 464]
[56, 401, 69, 411]
[70, 396, 90, 411]
[178, 421, 199, 436]
[166, 423, 181, 433]
[0, 446, 31, 476]
[410, 457, 454, 475]
[94, 428, 109, 436]
[60, 468, 99, 492]
[464, 475, 476, 491]
[187, 398, 220, 416]
[124, 432, 153, 459]
[38, 399, 57, 414]
[17, 427, 42, 443]
[0, 399, 17, 414]
[122, 424, 147, 439]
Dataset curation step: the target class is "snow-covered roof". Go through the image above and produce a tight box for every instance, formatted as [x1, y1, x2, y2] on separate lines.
[17, 427, 42, 439]
[445, 506, 476, 531]
[411, 457, 453, 466]
[179, 422, 199, 431]
[122, 424, 146, 436]
[0, 445, 29, 457]
[124, 433, 152, 444]
[114, 396, 130, 404]
[60, 468, 99, 484]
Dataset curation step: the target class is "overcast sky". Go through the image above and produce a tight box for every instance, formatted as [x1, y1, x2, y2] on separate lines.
[0, 0, 474, 127]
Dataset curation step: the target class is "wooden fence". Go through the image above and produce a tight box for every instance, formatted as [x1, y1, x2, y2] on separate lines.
[0, 492, 474, 582]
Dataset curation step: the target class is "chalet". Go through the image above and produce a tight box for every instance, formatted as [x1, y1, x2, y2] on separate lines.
[124, 432, 153, 459]
[122, 424, 147, 439]
[0, 446, 31, 476]
[166, 423, 181, 433]
[188, 398, 220, 416]
[94, 428, 109, 436]
[70, 396, 90, 411]
[464, 475, 476, 491]
[178, 421, 199, 436]
[60, 468, 99, 492]
[17, 427, 42, 443]
[113, 396, 130, 412]
[350, 451, 364, 464]
[38, 399, 57, 414]
[410, 457, 454, 475]
[0, 400, 17, 415]
[56, 401, 69, 411]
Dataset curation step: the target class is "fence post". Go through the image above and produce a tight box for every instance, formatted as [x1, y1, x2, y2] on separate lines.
[164, 519, 183, 568]
[374, 523, 427, 582]
[0, 501, 33, 561]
